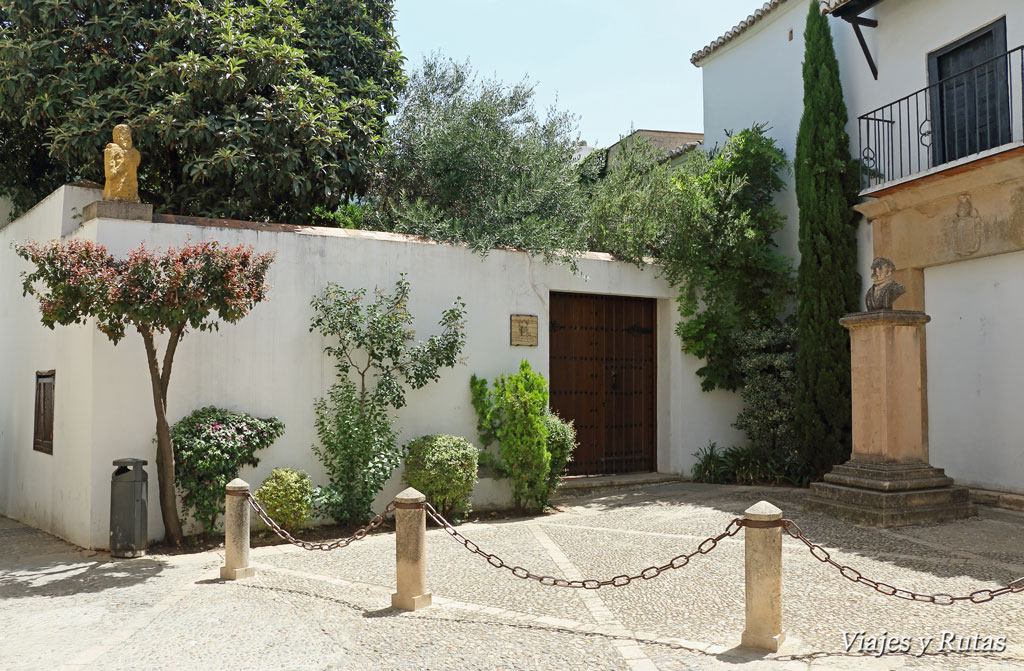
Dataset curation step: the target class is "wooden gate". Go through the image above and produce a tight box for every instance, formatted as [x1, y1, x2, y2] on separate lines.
[549, 292, 656, 475]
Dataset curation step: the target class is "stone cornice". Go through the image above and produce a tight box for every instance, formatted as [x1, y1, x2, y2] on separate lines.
[839, 310, 931, 329]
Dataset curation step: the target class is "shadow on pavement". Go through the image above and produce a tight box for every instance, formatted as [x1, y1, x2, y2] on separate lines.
[555, 481, 1024, 589]
[0, 523, 165, 599]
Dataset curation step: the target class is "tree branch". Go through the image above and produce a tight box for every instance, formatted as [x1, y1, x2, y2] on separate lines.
[159, 324, 185, 409]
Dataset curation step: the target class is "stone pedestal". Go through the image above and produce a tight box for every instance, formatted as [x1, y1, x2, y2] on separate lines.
[805, 310, 975, 527]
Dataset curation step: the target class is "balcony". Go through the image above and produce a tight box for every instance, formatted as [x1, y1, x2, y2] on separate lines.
[857, 45, 1024, 193]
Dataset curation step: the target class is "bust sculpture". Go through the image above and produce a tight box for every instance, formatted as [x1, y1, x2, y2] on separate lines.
[865, 257, 905, 311]
[103, 124, 141, 203]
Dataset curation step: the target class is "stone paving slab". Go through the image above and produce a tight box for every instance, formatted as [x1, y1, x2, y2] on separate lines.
[256, 521, 597, 622]
[2, 481, 1023, 670]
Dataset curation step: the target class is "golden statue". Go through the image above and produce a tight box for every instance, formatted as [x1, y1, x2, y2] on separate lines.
[103, 124, 141, 202]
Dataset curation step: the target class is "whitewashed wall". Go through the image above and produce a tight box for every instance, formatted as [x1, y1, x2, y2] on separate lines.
[0, 186, 101, 543]
[0, 197, 11, 224]
[925, 251, 1024, 495]
[1, 186, 745, 548]
[698, 0, 810, 264]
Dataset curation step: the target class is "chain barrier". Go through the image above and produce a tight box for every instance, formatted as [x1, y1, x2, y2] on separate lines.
[242, 491, 396, 551]
[423, 501, 748, 588]
[237, 488, 1024, 602]
[783, 519, 1024, 605]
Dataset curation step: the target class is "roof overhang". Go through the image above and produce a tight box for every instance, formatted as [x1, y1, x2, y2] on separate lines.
[820, 0, 885, 18]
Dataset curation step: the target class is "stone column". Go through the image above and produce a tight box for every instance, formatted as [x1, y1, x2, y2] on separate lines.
[741, 501, 786, 652]
[844, 310, 931, 464]
[220, 478, 256, 580]
[805, 309, 974, 526]
[391, 487, 432, 611]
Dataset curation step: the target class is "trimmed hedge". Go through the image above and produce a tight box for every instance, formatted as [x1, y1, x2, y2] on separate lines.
[254, 467, 314, 532]
[403, 434, 478, 520]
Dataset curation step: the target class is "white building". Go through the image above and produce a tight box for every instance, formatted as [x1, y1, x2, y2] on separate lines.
[694, 0, 1024, 496]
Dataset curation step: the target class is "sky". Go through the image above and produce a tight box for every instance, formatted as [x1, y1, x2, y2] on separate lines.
[392, 0, 772, 148]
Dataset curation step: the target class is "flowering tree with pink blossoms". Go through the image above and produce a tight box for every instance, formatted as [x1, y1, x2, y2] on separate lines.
[16, 238, 275, 545]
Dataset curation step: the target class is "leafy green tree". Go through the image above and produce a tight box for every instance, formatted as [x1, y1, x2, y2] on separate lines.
[16, 239, 275, 545]
[662, 126, 793, 391]
[370, 55, 588, 265]
[309, 275, 466, 523]
[0, 0, 403, 223]
[584, 136, 677, 265]
[793, 1, 861, 478]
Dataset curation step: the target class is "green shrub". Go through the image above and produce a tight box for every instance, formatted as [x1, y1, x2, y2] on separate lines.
[310, 275, 466, 524]
[313, 379, 400, 524]
[733, 321, 808, 486]
[470, 361, 552, 512]
[254, 468, 314, 532]
[543, 412, 576, 503]
[691, 442, 731, 484]
[171, 406, 285, 534]
[403, 434, 478, 521]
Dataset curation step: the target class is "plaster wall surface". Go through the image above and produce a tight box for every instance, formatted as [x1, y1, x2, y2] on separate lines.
[0, 197, 11, 225]
[0, 186, 100, 546]
[924, 251, 1024, 495]
[5, 207, 743, 548]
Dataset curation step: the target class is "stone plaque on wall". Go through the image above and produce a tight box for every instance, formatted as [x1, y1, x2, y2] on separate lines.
[510, 315, 538, 346]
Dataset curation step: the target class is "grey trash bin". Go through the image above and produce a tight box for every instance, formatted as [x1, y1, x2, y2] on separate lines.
[110, 458, 148, 558]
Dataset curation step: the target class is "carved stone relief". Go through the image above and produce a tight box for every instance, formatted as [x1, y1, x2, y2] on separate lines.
[946, 193, 982, 257]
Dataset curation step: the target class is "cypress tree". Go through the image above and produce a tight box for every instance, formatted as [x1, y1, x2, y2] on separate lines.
[794, 1, 860, 479]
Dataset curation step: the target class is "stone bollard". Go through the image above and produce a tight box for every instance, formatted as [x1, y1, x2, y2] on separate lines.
[391, 487, 432, 611]
[220, 478, 256, 580]
[740, 500, 786, 652]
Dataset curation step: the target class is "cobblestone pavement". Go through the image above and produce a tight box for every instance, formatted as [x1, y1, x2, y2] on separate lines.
[3, 482, 1024, 670]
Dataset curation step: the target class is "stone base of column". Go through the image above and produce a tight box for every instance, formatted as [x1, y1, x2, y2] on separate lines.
[220, 566, 256, 580]
[741, 631, 786, 652]
[391, 591, 432, 611]
[806, 461, 975, 527]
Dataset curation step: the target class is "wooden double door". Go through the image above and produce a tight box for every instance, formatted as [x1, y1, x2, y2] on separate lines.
[549, 292, 656, 475]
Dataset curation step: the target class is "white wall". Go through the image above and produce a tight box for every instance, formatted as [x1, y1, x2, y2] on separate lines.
[0, 186, 101, 545]
[0, 197, 12, 225]
[925, 251, 1024, 495]
[1, 193, 745, 548]
[80, 217, 745, 546]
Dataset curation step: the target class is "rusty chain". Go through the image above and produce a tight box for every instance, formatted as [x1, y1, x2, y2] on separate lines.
[238, 489, 1024, 602]
[783, 519, 1024, 605]
[423, 501, 747, 588]
[243, 491, 395, 551]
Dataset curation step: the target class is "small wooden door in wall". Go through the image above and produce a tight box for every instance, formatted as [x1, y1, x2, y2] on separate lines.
[549, 292, 656, 475]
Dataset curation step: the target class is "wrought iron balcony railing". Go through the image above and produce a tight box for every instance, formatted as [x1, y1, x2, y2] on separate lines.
[858, 45, 1024, 190]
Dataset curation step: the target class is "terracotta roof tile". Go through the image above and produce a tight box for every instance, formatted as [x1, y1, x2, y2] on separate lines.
[819, 0, 854, 14]
[691, 1, 788, 66]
